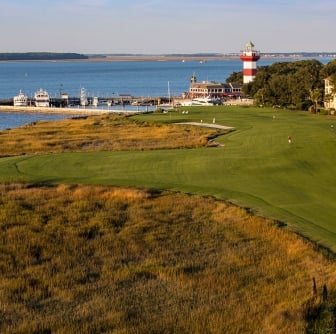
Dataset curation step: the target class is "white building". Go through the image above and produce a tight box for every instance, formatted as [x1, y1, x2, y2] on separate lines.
[185, 74, 242, 99]
[324, 77, 336, 111]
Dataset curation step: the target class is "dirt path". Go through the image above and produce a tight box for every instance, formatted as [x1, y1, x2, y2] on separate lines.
[177, 122, 235, 130]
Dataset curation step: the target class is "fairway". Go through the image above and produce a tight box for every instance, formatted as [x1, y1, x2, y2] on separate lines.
[1, 107, 336, 251]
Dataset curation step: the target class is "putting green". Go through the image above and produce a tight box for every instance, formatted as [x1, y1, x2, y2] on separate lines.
[1, 107, 336, 251]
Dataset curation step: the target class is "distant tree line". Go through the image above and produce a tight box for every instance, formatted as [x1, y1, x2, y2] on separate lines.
[0, 53, 88, 61]
[227, 59, 336, 111]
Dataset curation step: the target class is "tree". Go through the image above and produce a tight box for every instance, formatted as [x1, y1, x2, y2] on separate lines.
[240, 59, 324, 110]
[226, 71, 243, 84]
[253, 88, 266, 106]
[320, 59, 336, 79]
[309, 88, 322, 113]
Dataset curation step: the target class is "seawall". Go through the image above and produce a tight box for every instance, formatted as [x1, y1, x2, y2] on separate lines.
[0, 105, 140, 115]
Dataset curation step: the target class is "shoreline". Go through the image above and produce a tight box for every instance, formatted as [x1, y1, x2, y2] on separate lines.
[0, 55, 240, 63]
[0, 55, 317, 63]
[0, 105, 142, 115]
[89, 55, 240, 62]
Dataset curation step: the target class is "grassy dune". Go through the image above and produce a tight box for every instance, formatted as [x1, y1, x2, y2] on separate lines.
[1, 184, 336, 333]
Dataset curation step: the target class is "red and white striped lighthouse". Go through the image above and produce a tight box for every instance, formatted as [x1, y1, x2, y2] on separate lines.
[240, 41, 260, 84]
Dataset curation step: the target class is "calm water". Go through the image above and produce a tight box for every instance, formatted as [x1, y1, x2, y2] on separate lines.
[0, 113, 70, 131]
[0, 57, 333, 129]
[0, 58, 290, 100]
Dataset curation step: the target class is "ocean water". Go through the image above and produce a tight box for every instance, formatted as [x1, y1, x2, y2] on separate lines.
[0, 58, 286, 100]
[0, 57, 333, 129]
[0, 112, 70, 131]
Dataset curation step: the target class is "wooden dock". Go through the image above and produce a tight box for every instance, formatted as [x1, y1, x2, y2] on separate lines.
[0, 95, 173, 108]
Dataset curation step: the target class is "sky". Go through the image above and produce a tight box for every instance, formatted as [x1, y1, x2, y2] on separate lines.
[0, 0, 335, 54]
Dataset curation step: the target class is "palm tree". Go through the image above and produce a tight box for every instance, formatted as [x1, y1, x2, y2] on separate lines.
[309, 88, 322, 113]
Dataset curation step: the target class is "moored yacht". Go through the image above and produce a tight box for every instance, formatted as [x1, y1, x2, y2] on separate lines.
[13, 90, 28, 106]
[34, 88, 50, 107]
[190, 96, 219, 106]
[80, 87, 88, 106]
[92, 96, 99, 107]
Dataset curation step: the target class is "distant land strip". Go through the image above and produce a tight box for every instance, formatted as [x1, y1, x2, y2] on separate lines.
[0, 53, 88, 61]
[84, 52, 336, 62]
[0, 52, 335, 62]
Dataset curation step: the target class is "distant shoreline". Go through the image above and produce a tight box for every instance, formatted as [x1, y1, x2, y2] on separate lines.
[1, 54, 334, 63]
[88, 55, 241, 62]
[0, 55, 240, 63]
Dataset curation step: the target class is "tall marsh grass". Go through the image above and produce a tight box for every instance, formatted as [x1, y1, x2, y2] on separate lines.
[0, 184, 335, 333]
[0, 114, 216, 156]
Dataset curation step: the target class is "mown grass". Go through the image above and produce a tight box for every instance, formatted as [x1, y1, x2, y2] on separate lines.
[1, 184, 336, 333]
[1, 107, 336, 251]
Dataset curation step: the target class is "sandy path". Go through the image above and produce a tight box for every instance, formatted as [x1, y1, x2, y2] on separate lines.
[177, 122, 235, 130]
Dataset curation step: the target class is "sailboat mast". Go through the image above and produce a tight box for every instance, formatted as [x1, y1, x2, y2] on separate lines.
[168, 81, 171, 104]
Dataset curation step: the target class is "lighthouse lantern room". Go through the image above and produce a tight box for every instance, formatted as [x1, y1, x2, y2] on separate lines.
[240, 41, 260, 84]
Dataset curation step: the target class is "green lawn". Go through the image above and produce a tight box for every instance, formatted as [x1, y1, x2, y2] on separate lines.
[1, 106, 336, 250]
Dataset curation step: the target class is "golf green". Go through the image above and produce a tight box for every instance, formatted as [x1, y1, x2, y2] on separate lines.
[1, 107, 336, 251]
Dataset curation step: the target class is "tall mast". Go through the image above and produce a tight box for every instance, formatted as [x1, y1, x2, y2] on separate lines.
[168, 81, 171, 104]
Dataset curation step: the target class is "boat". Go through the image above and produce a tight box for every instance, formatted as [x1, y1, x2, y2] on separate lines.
[92, 96, 99, 107]
[34, 88, 50, 107]
[158, 81, 174, 109]
[179, 99, 193, 106]
[190, 97, 218, 106]
[80, 87, 88, 106]
[13, 90, 28, 106]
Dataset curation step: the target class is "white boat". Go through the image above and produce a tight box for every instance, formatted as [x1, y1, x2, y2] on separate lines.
[180, 99, 193, 106]
[190, 97, 218, 106]
[158, 81, 174, 109]
[80, 87, 88, 106]
[92, 96, 99, 107]
[34, 88, 50, 107]
[157, 103, 174, 110]
[13, 90, 28, 106]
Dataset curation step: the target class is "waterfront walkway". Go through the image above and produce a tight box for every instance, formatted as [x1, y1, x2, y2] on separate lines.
[0, 105, 145, 115]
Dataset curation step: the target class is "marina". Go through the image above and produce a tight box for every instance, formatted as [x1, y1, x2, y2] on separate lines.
[4, 69, 246, 109]
[2, 93, 174, 109]
[0, 57, 283, 103]
[0, 56, 333, 116]
[0, 59, 243, 100]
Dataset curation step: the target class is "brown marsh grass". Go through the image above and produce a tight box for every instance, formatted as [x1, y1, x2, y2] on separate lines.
[0, 184, 336, 333]
[0, 114, 219, 156]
